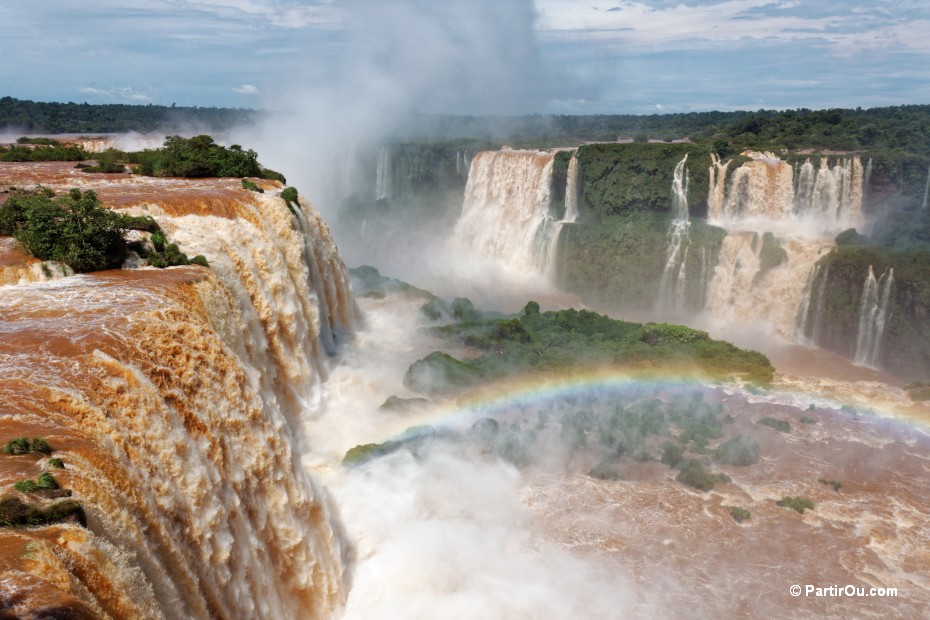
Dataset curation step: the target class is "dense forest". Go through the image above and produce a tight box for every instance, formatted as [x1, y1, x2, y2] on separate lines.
[3, 97, 929, 160]
[0, 97, 257, 133]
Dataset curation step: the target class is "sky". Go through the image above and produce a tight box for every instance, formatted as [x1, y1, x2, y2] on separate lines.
[1, 0, 929, 115]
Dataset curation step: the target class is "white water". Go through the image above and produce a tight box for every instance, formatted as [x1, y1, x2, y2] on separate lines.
[656, 155, 691, 314]
[452, 149, 569, 279]
[708, 152, 863, 235]
[564, 152, 580, 224]
[376, 144, 392, 201]
[854, 265, 895, 367]
[703, 233, 833, 340]
[922, 163, 930, 211]
[0, 181, 359, 618]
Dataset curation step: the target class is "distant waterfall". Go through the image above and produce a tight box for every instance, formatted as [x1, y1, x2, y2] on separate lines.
[376, 144, 392, 201]
[922, 163, 930, 210]
[794, 261, 830, 344]
[656, 155, 691, 314]
[854, 266, 894, 367]
[456, 150, 472, 179]
[452, 149, 572, 279]
[564, 152, 580, 224]
[707, 152, 863, 234]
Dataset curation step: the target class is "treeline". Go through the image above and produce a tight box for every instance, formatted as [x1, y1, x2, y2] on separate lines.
[0, 97, 257, 133]
[409, 105, 930, 157]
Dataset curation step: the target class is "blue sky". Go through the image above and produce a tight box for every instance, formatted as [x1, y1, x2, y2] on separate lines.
[1, 0, 928, 114]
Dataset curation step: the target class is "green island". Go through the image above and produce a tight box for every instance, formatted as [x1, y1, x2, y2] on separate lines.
[0, 437, 87, 529]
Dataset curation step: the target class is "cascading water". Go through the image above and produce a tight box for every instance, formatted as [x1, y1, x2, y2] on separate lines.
[794, 261, 830, 344]
[707, 152, 863, 234]
[451, 149, 572, 279]
[0, 165, 359, 618]
[564, 152, 580, 224]
[375, 144, 392, 201]
[703, 232, 833, 339]
[922, 162, 930, 211]
[854, 265, 894, 367]
[656, 155, 691, 314]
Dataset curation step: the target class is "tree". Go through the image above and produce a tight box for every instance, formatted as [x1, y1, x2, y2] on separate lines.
[13, 189, 127, 272]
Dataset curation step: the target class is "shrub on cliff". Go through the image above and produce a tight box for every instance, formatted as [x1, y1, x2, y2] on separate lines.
[3, 437, 52, 455]
[131, 135, 262, 178]
[5, 188, 128, 272]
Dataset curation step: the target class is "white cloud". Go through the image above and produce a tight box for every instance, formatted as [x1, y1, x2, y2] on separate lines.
[78, 86, 155, 102]
[233, 84, 260, 95]
[535, 0, 930, 55]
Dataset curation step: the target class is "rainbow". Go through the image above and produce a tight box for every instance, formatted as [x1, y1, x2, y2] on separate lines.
[374, 366, 930, 447]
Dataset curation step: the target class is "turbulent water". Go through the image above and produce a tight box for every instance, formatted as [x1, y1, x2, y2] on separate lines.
[708, 151, 863, 234]
[0, 163, 358, 618]
[451, 149, 573, 279]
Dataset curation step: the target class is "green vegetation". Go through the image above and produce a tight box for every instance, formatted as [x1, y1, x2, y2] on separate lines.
[2, 187, 197, 272]
[0, 495, 86, 528]
[3, 437, 52, 456]
[760, 417, 791, 433]
[14, 472, 59, 494]
[414, 300, 772, 389]
[378, 395, 430, 413]
[777, 496, 815, 514]
[0, 96, 256, 133]
[348, 265, 434, 300]
[76, 161, 127, 173]
[675, 459, 718, 492]
[131, 135, 263, 178]
[46, 458, 65, 469]
[714, 434, 760, 466]
[818, 478, 842, 492]
[1, 188, 128, 271]
[800, 416, 817, 424]
[588, 462, 621, 481]
[808, 246, 930, 379]
[16, 136, 60, 145]
[0, 143, 88, 162]
[727, 506, 751, 523]
[403, 351, 483, 395]
[241, 178, 264, 193]
[190, 255, 210, 267]
[558, 212, 725, 312]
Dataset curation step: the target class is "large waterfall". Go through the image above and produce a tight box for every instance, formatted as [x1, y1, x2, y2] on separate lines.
[708, 152, 863, 234]
[0, 165, 359, 618]
[451, 149, 572, 279]
[854, 265, 894, 367]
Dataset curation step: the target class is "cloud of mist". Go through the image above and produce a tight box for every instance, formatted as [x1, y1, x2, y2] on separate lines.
[301, 295, 653, 619]
[238, 0, 549, 219]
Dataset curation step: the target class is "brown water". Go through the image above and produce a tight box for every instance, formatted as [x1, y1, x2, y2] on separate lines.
[0, 163, 358, 618]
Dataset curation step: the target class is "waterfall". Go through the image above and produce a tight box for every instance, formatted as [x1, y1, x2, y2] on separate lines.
[564, 152, 580, 224]
[707, 153, 731, 220]
[794, 261, 830, 344]
[922, 163, 930, 210]
[656, 155, 691, 314]
[375, 144, 392, 201]
[0, 175, 359, 618]
[451, 149, 570, 278]
[703, 233, 832, 339]
[854, 265, 894, 367]
[709, 152, 863, 234]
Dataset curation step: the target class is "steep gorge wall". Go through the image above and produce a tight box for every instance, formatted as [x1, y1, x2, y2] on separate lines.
[798, 245, 930, 380]
[0, 164, 359, 618]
